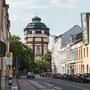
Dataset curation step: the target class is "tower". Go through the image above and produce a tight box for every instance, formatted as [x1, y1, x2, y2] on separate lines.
[24, 16, 50, 60]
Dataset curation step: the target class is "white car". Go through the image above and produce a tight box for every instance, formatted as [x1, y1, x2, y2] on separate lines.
[27, 72, 35, 78]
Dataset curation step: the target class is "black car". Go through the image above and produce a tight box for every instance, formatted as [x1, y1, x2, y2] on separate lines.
[27, 72, 35, 78]
[77, 73, 90, 83]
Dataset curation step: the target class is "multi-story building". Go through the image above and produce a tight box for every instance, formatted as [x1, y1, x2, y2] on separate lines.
[81, 13, 90, 73]
[52, 13, 90, 74]
[52, 25, 82, 74]
[61, 46, 66, 74]
[52, 35, 61, 73]
[24, 16, 49, 60]
[70, 34, 76, 74]
[0, 0, 10, 89]
[66, 41, 70, 74]
[75, 32, 83, 74]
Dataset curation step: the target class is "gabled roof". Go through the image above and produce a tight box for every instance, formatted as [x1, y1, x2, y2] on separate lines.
[61, 25, 82, 46]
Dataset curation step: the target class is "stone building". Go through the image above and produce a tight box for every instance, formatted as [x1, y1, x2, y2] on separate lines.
[0, 0, 10, 89]
[24, 16, 50, 60]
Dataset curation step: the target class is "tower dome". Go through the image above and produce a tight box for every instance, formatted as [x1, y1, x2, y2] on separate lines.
[32, 16, 41, 22]
[25, 16, 49, 32]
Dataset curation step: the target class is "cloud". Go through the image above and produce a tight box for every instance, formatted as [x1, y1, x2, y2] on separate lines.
[50, 0, 80, 9]
[6, 0, 80, 10]
[6, 0, 47, 10]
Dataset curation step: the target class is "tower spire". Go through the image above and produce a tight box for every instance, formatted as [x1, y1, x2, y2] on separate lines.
[36, 13, 37, 16]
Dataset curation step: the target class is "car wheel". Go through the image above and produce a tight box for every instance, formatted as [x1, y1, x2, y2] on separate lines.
[77, 80, 80, 83]
[81, 80, 84, 83]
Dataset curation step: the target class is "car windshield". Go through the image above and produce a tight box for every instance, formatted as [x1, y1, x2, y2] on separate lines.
[84, 73, 90, 77]
[28, 72, 34, 75]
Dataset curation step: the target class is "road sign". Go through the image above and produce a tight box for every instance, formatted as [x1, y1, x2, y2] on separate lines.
[6, 53, 12, 65]
[7, 53, 11, 58]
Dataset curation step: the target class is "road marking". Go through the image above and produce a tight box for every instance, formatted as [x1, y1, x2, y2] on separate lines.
[44, 82, 54, 87]
[54, 87, 62, 90]
[44, 82, 62, 90]
[28, 80, 47, 89]
[52, 80, 88, 90]
[66, 84, 71, 86]
[72, 85, 89, 90]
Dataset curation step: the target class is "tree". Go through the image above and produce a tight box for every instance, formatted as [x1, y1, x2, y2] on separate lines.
[41, 50, 51, 64]
[34, 60, 51, 73]
[9, 35, 34, 71]
[34, 50, 52, 73]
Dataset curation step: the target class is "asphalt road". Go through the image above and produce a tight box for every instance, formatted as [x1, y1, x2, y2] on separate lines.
[27, 76, 90, 90]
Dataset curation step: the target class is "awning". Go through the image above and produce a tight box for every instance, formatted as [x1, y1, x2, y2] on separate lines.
[0, 41, 6, 57]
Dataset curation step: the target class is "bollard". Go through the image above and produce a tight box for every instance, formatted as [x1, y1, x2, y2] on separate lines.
[12, 86, 18, 90]
[8, 78, 12, 85]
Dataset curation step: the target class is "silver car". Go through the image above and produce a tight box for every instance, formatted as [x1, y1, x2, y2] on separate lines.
[27, 72, 35, 78]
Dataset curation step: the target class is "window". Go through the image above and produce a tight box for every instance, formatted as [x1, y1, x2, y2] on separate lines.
[87, 47, 88, 57]
[79, 49, 80, 59]
[35, 29, 41, 34]
[87, 65, 88, 73]
[75, 50, 77, 60]
[84, 48, 85, 58]
[77, 50, 78, 59]
[81, 48, 82, 59]
[36, 46, 40, 55]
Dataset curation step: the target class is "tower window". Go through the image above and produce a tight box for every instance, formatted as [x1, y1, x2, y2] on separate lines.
[36, 46, 40, 55]
[35, 29, 41, 34]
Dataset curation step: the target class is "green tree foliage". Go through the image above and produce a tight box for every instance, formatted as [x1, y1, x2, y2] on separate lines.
[34, 50, 52, 73]
[41, 50, 51, 64]
[34, 60, 51, 73]
[9, 35, 34, 71]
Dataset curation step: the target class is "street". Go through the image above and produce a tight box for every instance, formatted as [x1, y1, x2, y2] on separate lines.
[18, 75, 90, 90]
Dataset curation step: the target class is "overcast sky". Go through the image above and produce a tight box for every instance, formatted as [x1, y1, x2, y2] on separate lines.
[6, 0, 90, 49]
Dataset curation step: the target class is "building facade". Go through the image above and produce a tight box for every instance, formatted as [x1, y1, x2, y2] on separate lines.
[75, 33, 83, 74]
[52, 35, 61, 73]
[61, 46, 66, 74]
[51, 25, 82, 74]
[0, 0, 10, 89]
[81, 13, 90, 73]
[66, 41, 70, 74]
[24, 16, 49, 60]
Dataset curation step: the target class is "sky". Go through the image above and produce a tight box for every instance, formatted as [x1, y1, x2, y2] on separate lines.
[6, 0, 90, 49]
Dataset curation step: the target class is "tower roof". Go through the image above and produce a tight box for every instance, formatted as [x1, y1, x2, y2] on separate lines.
[32, 16, 41, 22]
[25, 16, 49, 30]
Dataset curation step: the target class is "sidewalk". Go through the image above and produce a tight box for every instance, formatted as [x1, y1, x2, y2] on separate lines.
[17, 79, 38, 90]
[5, 77, 18, 90]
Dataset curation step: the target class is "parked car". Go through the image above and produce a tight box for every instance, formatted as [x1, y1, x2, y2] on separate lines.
[40, 73, 44, 77]
[52, 73, 61, 78]
[40, 72, 47, 77]
[65, 74, 70, 80]
[77, 73, 90, 83]
[46, 72, 52, 78]
[66, 74, 74, 81]
[27, 72, 35, 78]
[73, 73, 80, 82]
[70, 74, 76, 81]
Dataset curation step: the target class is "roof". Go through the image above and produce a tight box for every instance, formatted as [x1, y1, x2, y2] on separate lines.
[32, 16, 41, 21]
[24, 16, 49, 30]
[61, 25, 82, 46]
